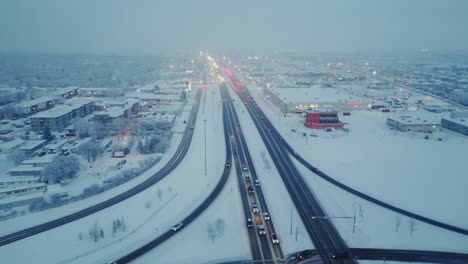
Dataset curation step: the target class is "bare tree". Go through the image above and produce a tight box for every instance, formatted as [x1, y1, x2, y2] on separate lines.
[89, 221, 101, 242]
[156, 188, 163, 201]
[358, 204, 365, 222]
[215, 218, 226, 239]
[395, 216, 401, 232]
[168, 186, 172, 193]
[207, 223, 216, 244]
[78, 232, 83, 240]
[409, 219, 417, 236]
[145, 201, 152, 209]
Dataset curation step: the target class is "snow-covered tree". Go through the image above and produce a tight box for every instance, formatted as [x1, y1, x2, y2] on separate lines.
[207, 223, 216, 244]
[41, 155, 81, 183]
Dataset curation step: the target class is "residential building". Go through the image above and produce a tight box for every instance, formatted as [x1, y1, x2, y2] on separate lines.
[15, 97, 55, 116]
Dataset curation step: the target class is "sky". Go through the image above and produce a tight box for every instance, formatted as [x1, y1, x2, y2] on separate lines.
[1, 0, 468, 55]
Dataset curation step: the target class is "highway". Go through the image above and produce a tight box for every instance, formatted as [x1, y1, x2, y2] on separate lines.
[221, 82, 284, 263]
[0, 88, 203, 247]
[223, 66, 354, 264]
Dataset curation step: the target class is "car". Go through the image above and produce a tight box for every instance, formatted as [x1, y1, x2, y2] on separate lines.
[271, 233, 279, 244]
[295, 249, 314, 260]
[294, 152, 299, 156]
[263, 212, 270, 220]
[171, 223, 183, 232]
[245, 175, 251, 182]
[225, 162, 231, 167]
[257, 225, 266, 235]
[279, 137, 283, 141]
[330, 251, 350, 259]
[236, 122, 240, 126]
[242, 164, 248, 171]
[252, 203, 259, 213]
[247, 186, 254, 194]
[254, 179, 260, 187]
[232, 149, 237, 154]
[266, 128, 271, 132]
[246, 217, 254, 228]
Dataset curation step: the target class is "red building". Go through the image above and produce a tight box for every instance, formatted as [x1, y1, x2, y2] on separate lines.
[304, 110, 345, 129]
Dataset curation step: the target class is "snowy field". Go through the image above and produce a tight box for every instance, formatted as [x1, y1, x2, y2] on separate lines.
[240, 73, 468, 253]
[0, 79, 250, 263]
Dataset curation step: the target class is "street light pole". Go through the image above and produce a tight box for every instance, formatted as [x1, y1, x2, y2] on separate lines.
[203, 119, 207, 176]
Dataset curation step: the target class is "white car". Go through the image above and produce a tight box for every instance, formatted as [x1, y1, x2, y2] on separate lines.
[171, 223, 183, 232]
[263, 212, 270, 220]
[257, 225, 266, 235]
[252, 203, 259, 213]
[271, 233, 279, 244]
[242, 164, 248, 171]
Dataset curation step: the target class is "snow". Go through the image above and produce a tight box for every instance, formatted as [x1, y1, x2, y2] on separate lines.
[241, 72, 468, 253]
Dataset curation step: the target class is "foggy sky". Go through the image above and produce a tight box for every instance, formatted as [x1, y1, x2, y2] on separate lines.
[1, 0, 468, 55]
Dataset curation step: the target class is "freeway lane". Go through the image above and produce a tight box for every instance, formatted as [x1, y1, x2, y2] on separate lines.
[0, 88, 203, 247]
[223, 83, 284, 261]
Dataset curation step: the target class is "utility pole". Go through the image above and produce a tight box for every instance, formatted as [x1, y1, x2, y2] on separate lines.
[290, 205, 293, 235]
[203, 119, 207, 176]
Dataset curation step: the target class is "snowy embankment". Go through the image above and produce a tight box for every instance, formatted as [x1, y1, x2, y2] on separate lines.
[0, 80, 249, 263]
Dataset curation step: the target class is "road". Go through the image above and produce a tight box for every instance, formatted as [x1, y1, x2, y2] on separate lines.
[0, 88, 203, 247]
[223, 66, 354, 264]
[221, 82, 284, 263]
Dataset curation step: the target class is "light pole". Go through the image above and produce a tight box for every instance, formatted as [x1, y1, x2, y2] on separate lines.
[203, 119, 207, 176]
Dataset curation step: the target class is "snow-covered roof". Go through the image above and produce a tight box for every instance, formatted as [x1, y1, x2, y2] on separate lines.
[443, 117, 468, 127]
[18, 140, 47, 150]
[22, 155, 56, 165]
[0, 139, 25, 149]
[388, 111, 446, 125]
[17, 97, 54, 108]
[269, 86, 360, 104]
[9, 165, 45, 173]
[0, 182, 46, 193]
[30, 105, 72, 119]
[0, 176, 41, 184]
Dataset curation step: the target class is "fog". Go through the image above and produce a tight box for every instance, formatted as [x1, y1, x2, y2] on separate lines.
[1, 0, 468, 55]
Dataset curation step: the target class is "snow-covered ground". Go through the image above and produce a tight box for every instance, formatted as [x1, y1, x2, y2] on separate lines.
[0, 77, 250, 263]
[239, 72, 468, 253]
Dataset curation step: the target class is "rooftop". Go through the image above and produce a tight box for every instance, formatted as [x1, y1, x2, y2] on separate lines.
[388, 111, 448, 125]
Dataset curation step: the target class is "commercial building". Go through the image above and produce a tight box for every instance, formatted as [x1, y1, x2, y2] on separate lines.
[441, 117, 468, 136]
[304, 109, 345, 129]
[386, 112, 442, 132]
